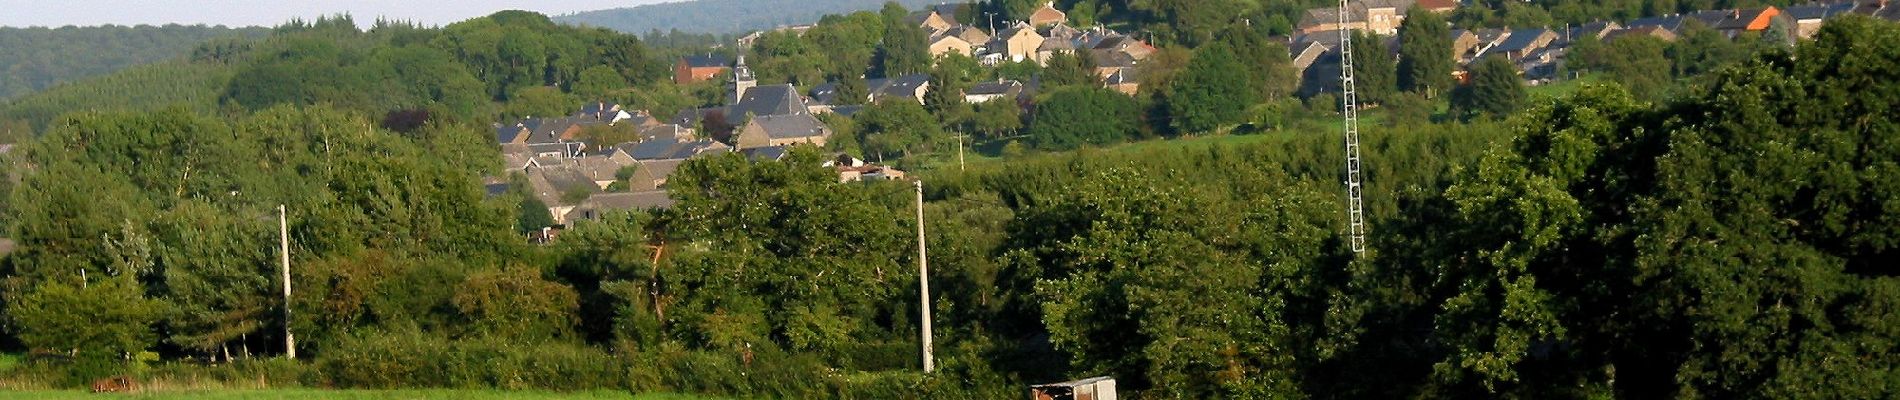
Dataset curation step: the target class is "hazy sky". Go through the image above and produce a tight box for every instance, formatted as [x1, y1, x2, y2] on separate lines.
[0, 0, 671, 29]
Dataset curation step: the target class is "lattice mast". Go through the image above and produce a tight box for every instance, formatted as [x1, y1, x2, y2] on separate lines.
[1337, 0, 1368, 254]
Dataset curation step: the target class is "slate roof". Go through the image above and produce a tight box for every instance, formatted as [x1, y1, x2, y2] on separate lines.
[751, 114, 830, 140]
[868, 73, 930, 101]
[681, 54, 730, 68]
[1627, 14, 1689, 31]
[1491, 28, 1552, 55]
[1562, 21, 1622, 43]
[967, 80, 1023, 96]
[495, 124, 528, 143]
[742, 146, 791, 161]
[1039, 37, 1077, 52]
[1784, 2, 1855, 20]
[627, 137, 730, 161]
[528, 167, 600, 207]
[933, 3, 967, 21]
[575, 191, 676, 214]
[730, 84, 807, 117]
[946, 25, 991, 44]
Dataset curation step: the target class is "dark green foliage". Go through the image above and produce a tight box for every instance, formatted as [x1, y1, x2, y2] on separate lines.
[1451, 56, 1525, 120]
[1028, 86, 1141, 150]
[1397, 10, 1454, 98]
[875, 22, 931, 79]
[1039, 50, 1098, 90]
[1167, 42, 1257, 134]
[0, 25, 265, 100]
[558, 0, 942, 36]
[1571, 35, 1673, 100]
[1351, 31, 1399, 104]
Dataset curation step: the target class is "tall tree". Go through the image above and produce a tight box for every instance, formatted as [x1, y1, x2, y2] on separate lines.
[876, 22, 931, 78]
[1397, 9, 1454, 98]
[1451, 56, 1524, 120]
[1352, 31, 1400, 104]
[1168, 42, 1256, 134]
[1029, 86, 1140, 149]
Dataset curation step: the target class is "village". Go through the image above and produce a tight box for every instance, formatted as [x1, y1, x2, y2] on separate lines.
[492, 0, 1895, 240]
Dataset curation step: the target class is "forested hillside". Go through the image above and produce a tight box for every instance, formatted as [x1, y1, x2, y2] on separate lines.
[0, 2, 1896, 399]
[0, 25, 265, 100]
[557, 0, 941, 35]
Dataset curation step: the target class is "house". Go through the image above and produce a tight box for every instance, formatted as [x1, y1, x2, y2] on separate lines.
[1415, 0, 1458, 13]
[1487, 28, 1557, 61]
[1290, 39, 1330, 77]
[929, 33, 975, 58]
[945, 25, 992, 48]
[730, 56, 758, 105]
[1029, 2, 1068, 27]
[1603, 25, 1680, 42]
[627, 137, 731, 161]
[733, 113, 832, 149]
[675, 83, 812, 139]
[1625, 14, 1690, 32]
[1784, 2, 1856, 38]
[990, 22, 1047, 63]
[1557, 21, 1622, 46]
[869, 74, 933, 104]
[1091, 35, 1156, 61]
[1297, 0, 1414, 35]
[741, 146, 792, 161]
[1036, 36, 1078, 65]
[836, 164, 909, 182]
[1030, 377, 1118, 400]
[525, 166, 602, 226]
[563, 191, 676, 222]
[1690, 7, 1785, 37]
[1103, 68, 1141, 96]
[674, 54, 730, 84]
[495, 123, 531, 144]
[1448, 29, 1480, 61]
[965, 79, 1023, 103]
[905, 10, 956, 32]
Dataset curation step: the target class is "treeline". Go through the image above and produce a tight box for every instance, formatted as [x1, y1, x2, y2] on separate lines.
[0, 24, 265, 101]
[0, 7, 1895, 400]
[556, 0, 942, 35]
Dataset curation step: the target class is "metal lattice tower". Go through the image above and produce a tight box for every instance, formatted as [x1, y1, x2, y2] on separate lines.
[1337, 0, 1367, 254]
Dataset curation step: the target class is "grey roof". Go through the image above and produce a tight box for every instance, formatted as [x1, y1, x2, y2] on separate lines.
[495, 124, 528, 143]
[867, 73, 930, 101]
[731, 84, 808, 117]
[829, 105, 865, 117]
[967, 80, 1023, 96]
[628, 137, 730, 161]
[528, 167, 600, 207]
[933, 3, 967, 21]
[682, 54, 730, 68]
[1785, 2, 1856, 20]
[1039, 37, 1076, 52]
[741, 146, 790, 161]
[1563, 21, 1621, 42]
[808, 82, 842, 105]
[752, 114, 830, 140]
[576, 191, 676, 214]
[639, 159, 684, 181]
[1627, 14, 1688, 31]
[1491, 28, 1552, 54]
[528, 142, 584, 158]
[1105, 68, 1139, 85]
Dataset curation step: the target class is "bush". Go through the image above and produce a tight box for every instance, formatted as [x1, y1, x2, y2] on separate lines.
[319, 328, 625, 390]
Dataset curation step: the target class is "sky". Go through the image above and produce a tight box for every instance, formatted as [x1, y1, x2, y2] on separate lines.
[0, 0, 671, 29]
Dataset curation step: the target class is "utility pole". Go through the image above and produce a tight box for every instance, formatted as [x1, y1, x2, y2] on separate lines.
[913, 179, 934, 373]
[957, 132, 966, 171]
[279, 204, 295, 359]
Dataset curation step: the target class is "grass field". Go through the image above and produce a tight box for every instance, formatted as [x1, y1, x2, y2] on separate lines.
[0, 389, 722, 400]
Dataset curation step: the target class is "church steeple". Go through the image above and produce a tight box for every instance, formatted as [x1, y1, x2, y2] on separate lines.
[730, 55, 756, 105]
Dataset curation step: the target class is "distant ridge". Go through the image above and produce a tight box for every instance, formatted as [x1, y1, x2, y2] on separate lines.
[556, 0, 945, 35]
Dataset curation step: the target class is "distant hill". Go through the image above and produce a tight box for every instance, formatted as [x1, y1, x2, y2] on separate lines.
[0, 24, 265, 100]
[556, 0, 947, 36]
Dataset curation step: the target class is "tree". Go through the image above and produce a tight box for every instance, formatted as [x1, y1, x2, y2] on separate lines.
[574, 65, 629, 100]
[971, 99, 1024, 140]
[453, 265, 581, 341]
[926, 59, 975, 128]
[1221, 27, 1298, 101]
[11, 276, 166, 374]
[1040, 50, 1099, 89]
[1168, 42, 1257, 134]
[1397, 10, 1454, 98]
[876, 21, 931, 78]
[1451, 56, 1525, 121]
[1352, 31, 1399, 104]
[855, 99, 943, 159]
[1029, 86, 1140, 150]
[504, 86, 577, 120]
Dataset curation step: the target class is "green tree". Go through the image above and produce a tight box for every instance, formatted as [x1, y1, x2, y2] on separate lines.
[1397, 10, 1454, 98]
[454, 265, 581, 341]
[876, 23, 931, 78]
[1028, 86, 1140, 150]
[855, 99, 943, 159]
[1040, 50, 1099, 89]
[1351, 31, 1399, 104]
[971, 99, 1024, 140]
[11, 276, 167, 372]
[574, 65, 629, 100]
[1451, 56, 1525, 121]
[1167, 42, 1256, 134]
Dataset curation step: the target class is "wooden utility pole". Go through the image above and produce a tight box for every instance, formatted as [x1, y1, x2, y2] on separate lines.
[279, 205, 295, 359]
[957, 132, 966, 171]
[914, 179, 934, 373]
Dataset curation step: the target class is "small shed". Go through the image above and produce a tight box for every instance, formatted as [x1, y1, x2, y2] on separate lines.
[1031, 376, 1117, 400]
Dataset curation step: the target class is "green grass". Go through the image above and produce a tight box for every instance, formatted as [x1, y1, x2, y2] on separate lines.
[0, 389, 722, 400]
[1528, 73, 1609, 99]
